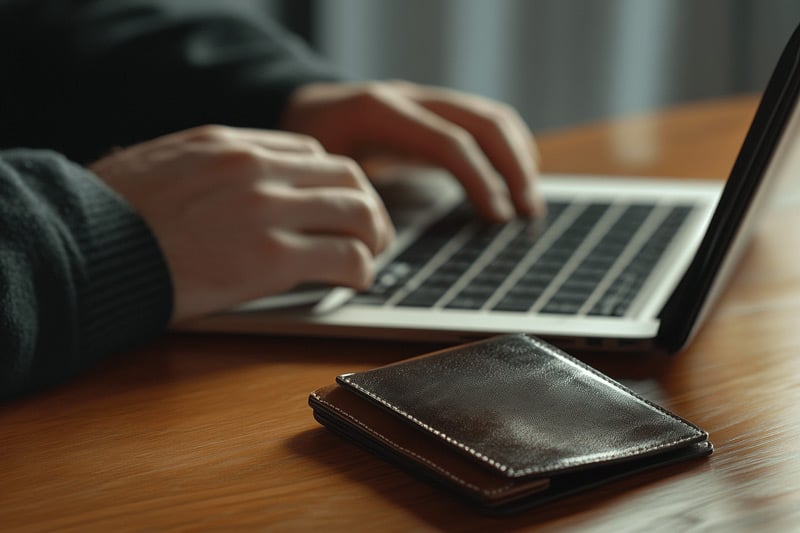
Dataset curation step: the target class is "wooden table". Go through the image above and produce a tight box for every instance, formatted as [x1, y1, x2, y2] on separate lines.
[3, 95, 800, 531]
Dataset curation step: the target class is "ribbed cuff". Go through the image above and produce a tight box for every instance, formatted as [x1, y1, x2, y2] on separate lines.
[74, 171, 174, 360]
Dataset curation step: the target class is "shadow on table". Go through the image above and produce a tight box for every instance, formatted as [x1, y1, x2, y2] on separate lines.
[286, 425, 706, 530]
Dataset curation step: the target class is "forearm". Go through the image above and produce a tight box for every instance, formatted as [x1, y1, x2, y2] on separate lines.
[0, 149, 172, 401]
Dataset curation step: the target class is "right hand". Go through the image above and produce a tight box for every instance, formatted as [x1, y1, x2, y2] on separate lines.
[89, 125, 394, 323]
[282, 80, 544, 221]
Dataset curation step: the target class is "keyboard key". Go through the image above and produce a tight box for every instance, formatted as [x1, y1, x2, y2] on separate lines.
[540, 299, 583, 314]
[446, 294, 490, 310]
[493, 295, 536, 312]
[397, 287, 447, 307]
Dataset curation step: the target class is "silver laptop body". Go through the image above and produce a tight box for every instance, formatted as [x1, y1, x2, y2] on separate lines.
[184, 171, 720, 351]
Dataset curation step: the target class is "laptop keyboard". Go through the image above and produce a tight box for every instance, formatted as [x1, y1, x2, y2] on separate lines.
[352, 200, 693, 317]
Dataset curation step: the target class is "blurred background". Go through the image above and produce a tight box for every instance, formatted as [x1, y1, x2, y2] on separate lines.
[264, 0, 800, 133]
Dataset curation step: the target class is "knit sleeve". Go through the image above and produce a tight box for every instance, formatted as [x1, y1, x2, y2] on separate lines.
[2, 0, 343, 163]
[0, 149, 173, 401]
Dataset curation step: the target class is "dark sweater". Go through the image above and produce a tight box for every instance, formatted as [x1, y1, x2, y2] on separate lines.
[0, 0, 340, 400]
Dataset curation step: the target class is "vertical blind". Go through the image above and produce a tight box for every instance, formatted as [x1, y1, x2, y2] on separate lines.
[304, 0, 800, 132]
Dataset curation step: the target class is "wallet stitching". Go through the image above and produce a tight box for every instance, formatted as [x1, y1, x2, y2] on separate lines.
[341, 334, 707, 477]
[310, 392, 519, 496]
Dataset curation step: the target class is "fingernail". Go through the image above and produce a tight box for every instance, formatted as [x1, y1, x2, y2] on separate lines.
[493, 196, 515, 221]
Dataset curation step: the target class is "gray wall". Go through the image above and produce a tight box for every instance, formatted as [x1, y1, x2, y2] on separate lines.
[310, 0, 800, 132]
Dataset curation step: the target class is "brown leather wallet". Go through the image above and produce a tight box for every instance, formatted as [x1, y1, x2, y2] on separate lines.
[308, 334, 712, 514]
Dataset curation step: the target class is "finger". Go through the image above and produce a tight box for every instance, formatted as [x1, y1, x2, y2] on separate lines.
[410, 87, 545, 216]
[254, 152, 395, 244]
[256, 184, 393, 255]
[347, 88, 515, 221]
[279, 232, 377, 291]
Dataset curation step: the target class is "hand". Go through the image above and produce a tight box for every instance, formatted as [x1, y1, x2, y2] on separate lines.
[281, 80, 543, 222]
[90, 125, 393, 322]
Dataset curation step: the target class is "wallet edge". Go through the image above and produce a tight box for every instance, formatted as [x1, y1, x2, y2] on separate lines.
[308, 384, 713, 515]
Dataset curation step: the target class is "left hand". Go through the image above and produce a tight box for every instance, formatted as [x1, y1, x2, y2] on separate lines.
[90, 126, 393, 322]
[281, 80, 543, 222]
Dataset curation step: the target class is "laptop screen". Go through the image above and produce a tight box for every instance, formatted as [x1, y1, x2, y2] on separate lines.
[656, 21, 800, 352]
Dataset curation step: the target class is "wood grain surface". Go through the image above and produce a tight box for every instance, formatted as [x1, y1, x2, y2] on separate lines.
[3, 95, 800, 531]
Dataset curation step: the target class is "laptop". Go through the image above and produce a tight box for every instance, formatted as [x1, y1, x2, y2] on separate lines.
[183, 21, 800, 355]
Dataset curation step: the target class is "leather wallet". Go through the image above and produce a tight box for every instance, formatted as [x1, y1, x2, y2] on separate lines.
[308, 334, 712, 514]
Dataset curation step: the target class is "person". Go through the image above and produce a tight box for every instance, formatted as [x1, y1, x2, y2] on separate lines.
[0, 0, 542, 401]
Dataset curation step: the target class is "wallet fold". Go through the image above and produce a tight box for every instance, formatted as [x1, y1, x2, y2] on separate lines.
[309, 334, 711, 514]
